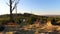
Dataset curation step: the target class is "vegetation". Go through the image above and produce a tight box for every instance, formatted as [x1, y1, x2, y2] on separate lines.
[0, 13, 60, 25]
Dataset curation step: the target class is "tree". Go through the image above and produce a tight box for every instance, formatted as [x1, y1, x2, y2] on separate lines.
[8, 0, 20, 21]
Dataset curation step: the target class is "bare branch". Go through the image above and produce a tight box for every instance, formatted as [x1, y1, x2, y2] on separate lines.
[6, 2, 10, 6]
[12, 0, 15, 3]
[7, 0, 15, 6]
[12, 0, 20, 11]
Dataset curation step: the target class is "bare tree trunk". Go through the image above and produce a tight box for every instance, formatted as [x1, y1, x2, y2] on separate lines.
[10, 0, 13, 21]
[9, 0, 20, 21]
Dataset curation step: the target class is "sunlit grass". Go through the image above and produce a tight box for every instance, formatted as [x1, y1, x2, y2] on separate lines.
[21, 21, 60, 34]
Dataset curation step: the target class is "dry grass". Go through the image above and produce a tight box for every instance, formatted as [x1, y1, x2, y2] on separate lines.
[21, 21, 60, 34]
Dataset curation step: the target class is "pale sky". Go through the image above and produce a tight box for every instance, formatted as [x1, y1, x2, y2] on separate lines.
[0, 0, 60, 15]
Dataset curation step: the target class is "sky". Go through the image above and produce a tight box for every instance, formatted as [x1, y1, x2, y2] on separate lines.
[0, 0, 60, 15]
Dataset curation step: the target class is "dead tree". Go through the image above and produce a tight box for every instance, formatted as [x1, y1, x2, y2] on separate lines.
[9, 0, 20, 21]
[10, 0, 12, 21]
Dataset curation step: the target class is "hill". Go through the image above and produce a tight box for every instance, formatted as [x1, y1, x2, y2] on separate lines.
[0, 13, 60, 25]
